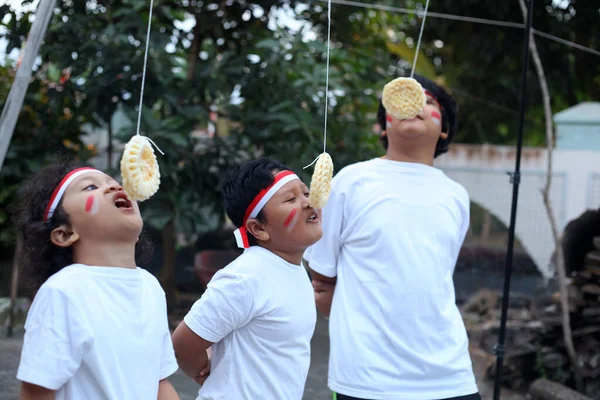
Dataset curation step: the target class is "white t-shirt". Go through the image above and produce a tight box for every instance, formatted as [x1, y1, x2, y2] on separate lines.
[305, 158, 478, 400]
[184, 246, 316, 400]
[17, 264, 178, 399]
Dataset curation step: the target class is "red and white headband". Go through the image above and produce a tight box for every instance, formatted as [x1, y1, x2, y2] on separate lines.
[44, 167, 102, 222]
[424, 89, 443, 111]
[234, 170, 299, 249]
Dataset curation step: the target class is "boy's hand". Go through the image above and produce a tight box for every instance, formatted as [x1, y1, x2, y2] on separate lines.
[157, 379, 180, 400]
[194, 347, 212, 385]
[313, 280, 336, 317]
[172, 322, 213, 383]
[20, 382, 56, 400]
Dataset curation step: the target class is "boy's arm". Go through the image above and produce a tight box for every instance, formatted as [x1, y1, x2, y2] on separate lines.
[20, 382, 55, 400]
[307, 263, 337, 317]
[157, 379, 180, 400]
[173, 273, 254, 385]
[172, 322, 212, 381]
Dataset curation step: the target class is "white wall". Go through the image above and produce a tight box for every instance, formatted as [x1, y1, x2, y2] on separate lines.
[435, 144, 600, 278]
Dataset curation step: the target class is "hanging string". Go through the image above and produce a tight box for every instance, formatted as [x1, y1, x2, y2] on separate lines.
[135, 0, 155, 137]
[322, 0, 332, 153]
[410, 0, 430, 78]
[131, 0, 164, 156]
[304, 0, 332, 170]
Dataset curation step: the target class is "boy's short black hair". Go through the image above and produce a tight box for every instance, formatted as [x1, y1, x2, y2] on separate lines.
[220, 157, 291, 246]
[377, 74, 458, 158]
[11, 158, 152, 295]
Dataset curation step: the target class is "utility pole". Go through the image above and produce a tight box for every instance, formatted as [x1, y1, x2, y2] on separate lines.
[0, 0, 57, 171]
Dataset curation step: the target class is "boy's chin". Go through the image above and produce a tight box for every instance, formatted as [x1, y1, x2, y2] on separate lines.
[394, 129, 428, 140]
[298, 228, 323, 248]
[95, 223, 143, 242]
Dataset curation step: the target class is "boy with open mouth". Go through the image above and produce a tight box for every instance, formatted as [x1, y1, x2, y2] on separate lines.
[172, 157, 322, 399]
[13, 161, 179, 400]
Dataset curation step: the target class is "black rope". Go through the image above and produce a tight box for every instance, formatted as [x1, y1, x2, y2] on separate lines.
[492, 0, 534, 399]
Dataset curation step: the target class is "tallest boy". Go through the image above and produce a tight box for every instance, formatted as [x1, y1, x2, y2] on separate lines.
[306, 75, 480, 400]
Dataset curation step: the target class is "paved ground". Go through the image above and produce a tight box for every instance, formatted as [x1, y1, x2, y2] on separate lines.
[0, 315, 331, 400]
[0, 315, 525, 400]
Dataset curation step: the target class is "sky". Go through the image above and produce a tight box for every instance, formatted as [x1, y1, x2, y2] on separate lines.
[0, 0, 314, 65]
[1, 0, 39, 63]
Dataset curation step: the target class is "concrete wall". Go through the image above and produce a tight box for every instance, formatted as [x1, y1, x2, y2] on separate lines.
[435, 144, 600, 278]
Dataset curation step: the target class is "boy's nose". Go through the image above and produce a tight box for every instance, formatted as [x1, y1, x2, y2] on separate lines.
[301, 195, 311, 209]
[107, 184, 123, 192]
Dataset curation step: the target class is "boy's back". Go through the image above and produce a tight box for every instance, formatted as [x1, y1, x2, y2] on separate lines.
[185, 238, 316, 399]
[307, 158, 477, 399]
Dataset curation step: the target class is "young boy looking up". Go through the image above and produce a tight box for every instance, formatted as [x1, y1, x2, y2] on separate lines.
[173, 157, 323, 399]
[306, 75, 481, 400]
[13, 161, 179, 400]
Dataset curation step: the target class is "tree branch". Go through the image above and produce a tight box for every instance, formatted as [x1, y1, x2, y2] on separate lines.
[516, 0, 584, 391]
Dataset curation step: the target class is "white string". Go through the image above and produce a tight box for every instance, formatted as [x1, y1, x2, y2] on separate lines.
[135, 0, 154, 136]
[410, 0, 430, 78]
[315, 0, 600, 57]
[304, 0, 332, 170]
[303, 154, 321, 169]
[145, 136, 165, 155]
[532, 29, 600, 57]
[323, 0, 332, 154]
[317, 0, 523, 28]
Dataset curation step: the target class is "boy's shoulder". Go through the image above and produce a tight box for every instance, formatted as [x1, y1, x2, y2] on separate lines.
[42, 264, 164, 296]
[138, 267, 166, 294]
[441, 173, 470, 203]
[336, 158, 378, 175]
[43, 264, 90, 290]
[333, 158, 380, 185]
[34, 264, 93, 306]
[212, 247, 282, 287]
[211, 250, 254, 281]
[220, 247, 270, 275]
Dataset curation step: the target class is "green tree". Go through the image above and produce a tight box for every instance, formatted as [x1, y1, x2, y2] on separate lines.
[3, 0, 597, 306]
[0, 60, 93, 250]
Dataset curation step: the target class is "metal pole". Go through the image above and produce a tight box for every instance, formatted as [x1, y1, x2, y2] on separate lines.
[493, 0, 535, 399]
[0, 0, 57, 171]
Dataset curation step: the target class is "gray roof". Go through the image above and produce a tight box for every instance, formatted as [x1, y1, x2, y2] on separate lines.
[554, 102, 600, 125]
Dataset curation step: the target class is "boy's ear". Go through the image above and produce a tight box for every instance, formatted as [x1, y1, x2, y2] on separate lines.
[246, 219, 270, 243]
[50, 224, 80, 248]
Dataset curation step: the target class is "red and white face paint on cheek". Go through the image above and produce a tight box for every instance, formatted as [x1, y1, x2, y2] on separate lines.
[386, 115, 393, 130]
[283, 208, 301, 233]
[431, 110, 442, 126]
[85, 195, 100, 215]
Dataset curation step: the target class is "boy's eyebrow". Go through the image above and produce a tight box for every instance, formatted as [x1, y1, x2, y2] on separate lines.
[75, 175, 98, 186]
[74, 173, 112, 187]
[278, 187, 294, 196]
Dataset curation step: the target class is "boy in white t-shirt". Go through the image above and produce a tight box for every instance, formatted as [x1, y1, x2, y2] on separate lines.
[172, 157, 322, 399]
[305, 75, 481, 400]
[12, 161, 179, 400]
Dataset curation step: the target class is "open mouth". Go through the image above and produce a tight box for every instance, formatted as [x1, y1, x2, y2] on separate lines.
[113, 192, 132, 209]
[307, 210, 319, 222]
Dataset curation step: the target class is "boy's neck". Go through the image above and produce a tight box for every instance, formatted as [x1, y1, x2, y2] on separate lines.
[258, 244, 304, 266]
[73, 240, 137, 269]
[385, 146, 435, 166]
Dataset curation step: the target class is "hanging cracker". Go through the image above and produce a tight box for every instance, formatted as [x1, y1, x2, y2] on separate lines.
[120, 135, 160, 201]
[118, 0, 161, 202]
[382, 77, 426, 120]
[306, 0, 334, 210]
[308, 152, 333, 210]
